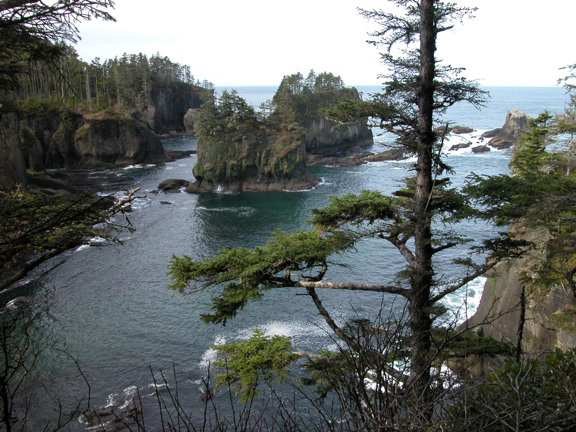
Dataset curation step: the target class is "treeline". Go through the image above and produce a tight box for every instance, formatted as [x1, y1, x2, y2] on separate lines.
[267, 70, 360, 128]
[275, 70, 345, 96]
[15, 44, 213, 111]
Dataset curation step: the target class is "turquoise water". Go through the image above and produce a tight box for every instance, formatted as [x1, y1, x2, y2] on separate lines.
[0, 86, 569, 429]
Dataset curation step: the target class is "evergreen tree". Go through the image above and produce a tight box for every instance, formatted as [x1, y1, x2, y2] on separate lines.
[0, 0, 115, 93]
[169, 1, 513, 428]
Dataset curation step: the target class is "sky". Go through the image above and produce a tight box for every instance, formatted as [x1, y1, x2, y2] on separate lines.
[74, 0, 576, 88]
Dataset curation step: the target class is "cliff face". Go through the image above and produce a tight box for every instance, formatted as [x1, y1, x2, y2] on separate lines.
[275, 86, 373, 156]
[0, 112, 27, 191]
[74, 116, 170, 167]
[140, 83, 211, 134]
[189, 125, 316, 192]
[464, 227, 576, 354]
[20, 110, 169, 170]
[305, 117, 374, 155]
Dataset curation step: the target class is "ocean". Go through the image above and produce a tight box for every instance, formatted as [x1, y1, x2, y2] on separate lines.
[0, 85, 568, 429]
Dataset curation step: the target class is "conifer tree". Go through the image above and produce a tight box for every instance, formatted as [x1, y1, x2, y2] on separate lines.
[169, 1, 514, 428]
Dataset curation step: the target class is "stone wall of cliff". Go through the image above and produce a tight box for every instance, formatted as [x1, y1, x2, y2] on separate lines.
[19, 110, 169, 171]
[276, 86, 373, 156]
[0, 111, 27, 191]
[189, 124, 316, 192]
[305, 117, 374, 155]
[464, 227, 576, 355]
[140, 82, 211, 134]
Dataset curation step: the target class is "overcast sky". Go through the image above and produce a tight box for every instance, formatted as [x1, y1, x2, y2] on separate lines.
[74, 0, 575, 87]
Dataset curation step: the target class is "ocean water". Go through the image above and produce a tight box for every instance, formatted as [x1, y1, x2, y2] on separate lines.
[0, 86, 569, 429]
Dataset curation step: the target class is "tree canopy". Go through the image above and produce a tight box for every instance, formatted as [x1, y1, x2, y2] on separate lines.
[0, 0, 115, 91]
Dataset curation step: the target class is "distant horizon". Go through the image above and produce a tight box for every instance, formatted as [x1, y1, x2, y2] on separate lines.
[74, 0, 575, 91]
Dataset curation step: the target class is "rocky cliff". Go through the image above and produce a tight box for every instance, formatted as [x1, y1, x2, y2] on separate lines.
[0, 111, 27, 191]
[19, 109, 169, 171]
[464, 227, 576, 355]
[274, 86, 373, 156]
[74, 115, 170, 167]
[186, 90, 317, 193]
[305, 117, 374, 155]
[188, 124, 317, 193]
[140, 82, 211, 134]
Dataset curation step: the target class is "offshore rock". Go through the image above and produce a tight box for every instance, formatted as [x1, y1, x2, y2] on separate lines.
[485, 109, 530, 149]
[189, 126, 318, 193]
[472, 145, 490, 153]
[158, 178, 190, 192]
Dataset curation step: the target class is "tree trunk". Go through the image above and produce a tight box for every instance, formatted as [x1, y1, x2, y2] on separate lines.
[407, 0, 436, 425]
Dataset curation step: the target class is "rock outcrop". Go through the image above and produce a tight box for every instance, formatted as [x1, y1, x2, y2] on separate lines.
[0, 111, 27, 191]
[464, 227, 576, 355]
[19, 110, 169, 170]
[74, 116, 169, 167]
[305, 116, 373, 156]
[140, 83, 211, 134]
[188, 126, 317, 193]
[482, 109, 530, 149]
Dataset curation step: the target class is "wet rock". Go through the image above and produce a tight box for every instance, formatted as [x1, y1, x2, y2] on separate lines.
[472, 145, 490, 153]
[451, 126, 474, 134]
[487, 109, 530, 149]
[450, 142, 473, 151]
[158, 178, 190, 192]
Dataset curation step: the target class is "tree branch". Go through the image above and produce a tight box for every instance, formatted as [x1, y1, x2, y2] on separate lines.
[298, 280, 410, 298]
[428, 263, 495, 305]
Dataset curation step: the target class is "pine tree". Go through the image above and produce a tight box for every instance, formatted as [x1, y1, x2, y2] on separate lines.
[169, 1, 514, 428]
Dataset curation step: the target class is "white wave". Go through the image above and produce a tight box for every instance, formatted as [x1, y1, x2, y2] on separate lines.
[441, 276, 486, 325]
[5, 297, 27, 310]
[199, 335, 226, 368]
[122, 164, 156, 170]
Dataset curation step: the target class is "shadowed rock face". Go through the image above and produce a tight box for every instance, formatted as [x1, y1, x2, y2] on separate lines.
[482, 109, 530, 149]
[188, 125, 318, 193]
[305, 117, 374, 156]
[19, 111, 169, 171]
[0, 112, 27, 191]
[74, 117, 169, 167]
[141, 83, 211, 134]
[463, 227, 576, 355]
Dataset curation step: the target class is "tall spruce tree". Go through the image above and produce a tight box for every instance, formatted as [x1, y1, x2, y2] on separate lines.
[169, 1, 514, 428]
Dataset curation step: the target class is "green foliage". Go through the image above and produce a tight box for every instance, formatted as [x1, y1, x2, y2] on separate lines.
[212, 329, 297, 401]
[195, 90, 259, 139]
[20, 97, 63, 116]
[510, 112, 553, 175]
[270, 70, 360, 128]
[169, 229, 355, 324]
[0, 189, 132, 289]
[448, 349, 576, 431]
[310, 190, 398, 229]
[466, 108, 576, 296]
[432, 329, 514, 358]
[550, 305, 576, 332]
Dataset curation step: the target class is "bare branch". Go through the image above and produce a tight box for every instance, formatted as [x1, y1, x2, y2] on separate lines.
[298, 280, 410, 298]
